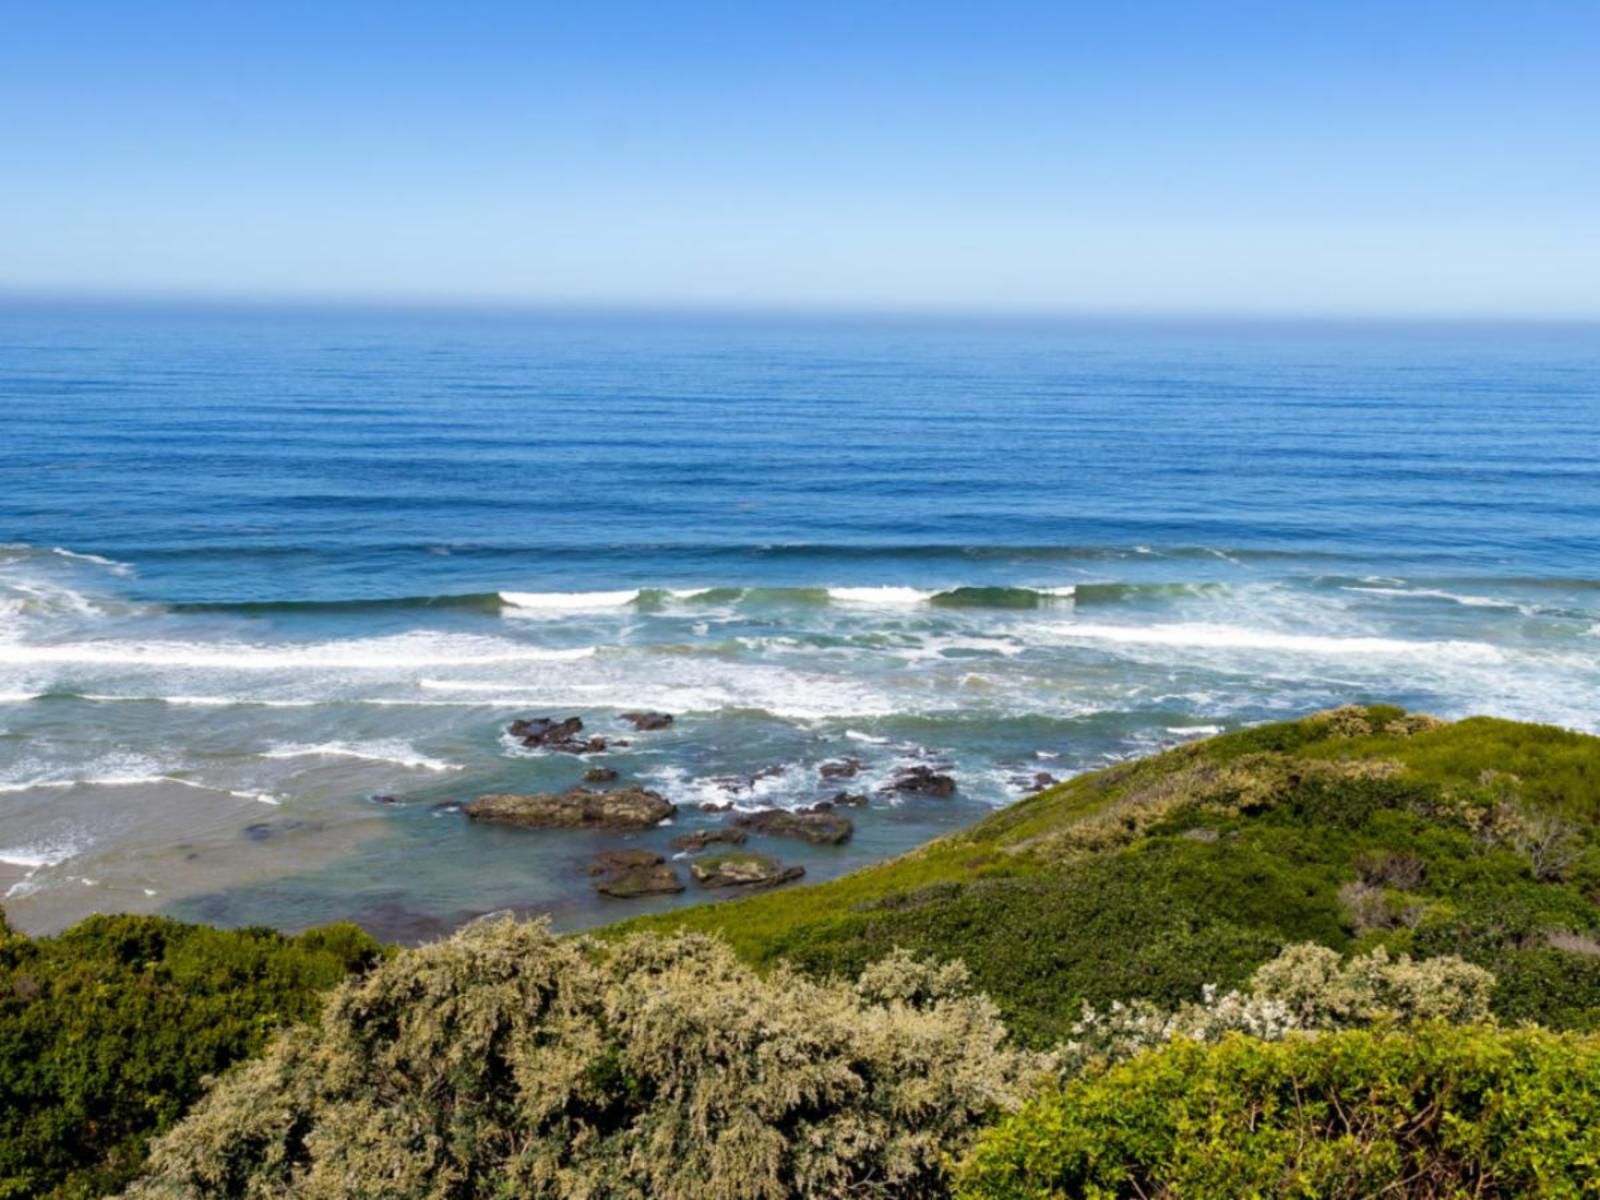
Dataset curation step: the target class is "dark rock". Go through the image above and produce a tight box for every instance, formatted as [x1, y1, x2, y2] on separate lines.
[801, 799, 836, 813]
[699, 800, 733, 813]
[369, 793, 400, 806]
[583, 767, 620, 784]
[689, 851, 805, 890]
[595, 865, 684, 898]
[670, 828, 749, 852]
[710, 764, 788, 794]
[732, 808, 854, 846]
[620, 710, 674, 731]
[885, 765, 957, 798]
[587, 851, 683, 898]
[1008, 772, 1059, 793]
[465, 786, 674, 830]
[508, 715, 608, 754]
[818, 758, 863, 780]
[587, 849, 665, 875]
[830, 791, 869, 807]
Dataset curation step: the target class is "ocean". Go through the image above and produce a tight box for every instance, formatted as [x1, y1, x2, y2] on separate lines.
[1, 303, 1597, 939]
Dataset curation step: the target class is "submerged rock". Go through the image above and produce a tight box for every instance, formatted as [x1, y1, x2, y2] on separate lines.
[818, 758, 863, 780]
[465, 786, 674, 831]
[587, 850, 684, 898]
[829, 791, 869, 807]
[587, 849, 665, 874]
[1008, 772, 1058, 793]
[670, 828, 749, 852]
[620, 710, 674, 731]
[689, 851, 805, 890]
[732, 808, 854, 845]
[885, 765, 957, 798]
[508, 716, 608, 754]
[583, 767, 620, 784]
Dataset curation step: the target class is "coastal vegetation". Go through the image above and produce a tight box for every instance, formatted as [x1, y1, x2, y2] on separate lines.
[3, 705, 1598, 1196]
[0, 914, 382, 1199]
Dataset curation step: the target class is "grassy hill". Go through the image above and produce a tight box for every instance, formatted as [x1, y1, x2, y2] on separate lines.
[615, 705, 1600, 1044]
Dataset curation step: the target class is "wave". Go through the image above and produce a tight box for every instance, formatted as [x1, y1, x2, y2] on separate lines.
[171, 592, 506, 615]
[0, 636, 599, 670]
[1340, 585, 1531, 613]
[0, 774, 278, 803]
[259, 740, 461, 772]
[1040, 621, 1504, 661]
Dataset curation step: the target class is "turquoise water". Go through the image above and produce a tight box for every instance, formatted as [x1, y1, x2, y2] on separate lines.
[1, 304, 1597, 938]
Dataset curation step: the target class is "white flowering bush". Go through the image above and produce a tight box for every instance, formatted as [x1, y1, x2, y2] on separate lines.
[1058, 942, 1493, 1076]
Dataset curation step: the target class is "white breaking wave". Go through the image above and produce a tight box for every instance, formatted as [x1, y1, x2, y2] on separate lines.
[1166, 725, 1224, 737]
[50, 547, 133, 575]
[1343, 585, 1525, 611]
[260, 740, 461, 772]
[500, 590, 639, 611]
[827, 586, 933, 606]
[0, 773, 278, 804]
[1043, 621, 1504, 662]
[0, 635, 599, 670]
[845, 729, 890, 744]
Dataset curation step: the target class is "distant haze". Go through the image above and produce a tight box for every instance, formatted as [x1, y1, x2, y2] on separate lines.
[2, 1, 1596, 317]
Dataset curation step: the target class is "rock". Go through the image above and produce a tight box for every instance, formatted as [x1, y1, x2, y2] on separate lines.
[587, 851, 684, 898]
[586, 849, 665, 875]
[670, 828, 748, 852]
[508, 715, 607, 754]
[689, 851, 805, 890]
[885, 765, 956, 798]
[620, 710, 674, 731]
[732, 808, 854, 846]
[710, 764, 788, 794]
[583, 767, 620, 784]
[1008, 772, 1059, 793]
[699, 800, 733, 813]
[801, 799, 835, 813]
[369, 793, 400, 806]
[465, 786, 674, 831]
[818, 758, 863, 780]
[830, 791, 869, 807]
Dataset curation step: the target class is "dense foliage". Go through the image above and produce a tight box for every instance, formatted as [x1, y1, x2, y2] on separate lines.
[956, 1023, 1600, 1199]
[124, 918, 1043, 1200]
[0, 912, 382, 1200]
[619, 707, 1600, 1043]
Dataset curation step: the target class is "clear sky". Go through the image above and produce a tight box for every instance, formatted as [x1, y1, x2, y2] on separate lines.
[2, 1, 1596, 317]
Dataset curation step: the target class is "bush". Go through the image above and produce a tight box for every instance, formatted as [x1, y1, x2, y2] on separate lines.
[1059, 943, 1494, 1076]
[0, 910, 383, 1200]
[125, 918, 1046, 1200]
[958, 1023, 1600, 1199]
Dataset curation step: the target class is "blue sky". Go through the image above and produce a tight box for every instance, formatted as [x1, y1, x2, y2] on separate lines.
[2, 1, 1596, 316]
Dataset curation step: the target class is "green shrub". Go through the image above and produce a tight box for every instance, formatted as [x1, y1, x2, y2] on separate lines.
[0, 911, 382, 1199]
[124, 918, 1045, 1200]
[958, 1023, 1600, 1199]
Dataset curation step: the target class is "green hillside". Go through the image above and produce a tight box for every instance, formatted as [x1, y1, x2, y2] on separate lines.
[616, 705, 1600, 1043]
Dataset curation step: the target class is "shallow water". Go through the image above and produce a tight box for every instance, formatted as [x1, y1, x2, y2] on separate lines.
[1, 305, 1597, 938]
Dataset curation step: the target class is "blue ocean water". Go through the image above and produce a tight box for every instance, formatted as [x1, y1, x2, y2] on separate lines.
[1, 303, 1597, 938]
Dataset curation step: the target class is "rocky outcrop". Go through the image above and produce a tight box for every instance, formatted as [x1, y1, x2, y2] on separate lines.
[1009, 771, 1058, 793]
[583, 767, 619, 784]
[885, 765, 956, 798]
[732, 808, 854, 846]
[670, 828, 748, 852]
[818, 758, 862, 780]
[620, 711, 674, 731]
[587, 850, 684, 898]
[828, 791, 869, 807]
[465, 786, 674, 830]
[689, 851, 805, 890]
[508, 716, 608, 754]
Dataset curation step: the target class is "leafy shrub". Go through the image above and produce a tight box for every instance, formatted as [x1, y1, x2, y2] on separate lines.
[1058, 943, 1493, 1076]
[125, 918, 1045, 1200]
[0, 910, 382, 1200]
[958, 1023, 1600, 1199]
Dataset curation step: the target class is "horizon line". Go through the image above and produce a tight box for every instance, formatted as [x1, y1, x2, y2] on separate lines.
[2, 286, 1598, 328]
